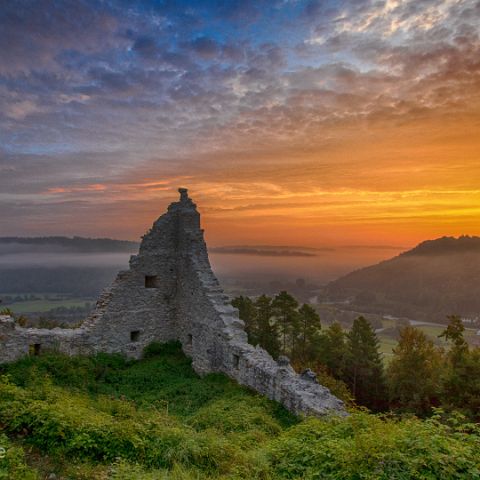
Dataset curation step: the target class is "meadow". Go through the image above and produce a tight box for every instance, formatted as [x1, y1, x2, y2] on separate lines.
[0, 293, 94, 313]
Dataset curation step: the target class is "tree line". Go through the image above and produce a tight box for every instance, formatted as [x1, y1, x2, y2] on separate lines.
[233, 292, 480, 418]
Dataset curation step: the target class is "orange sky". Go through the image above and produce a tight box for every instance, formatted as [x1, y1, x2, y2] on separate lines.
[1, 0, 479, 255]
[18, 111, 479, 252]
[63, 114, 479, 251]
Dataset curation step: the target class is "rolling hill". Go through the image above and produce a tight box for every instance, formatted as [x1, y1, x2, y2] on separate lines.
[326, 236, 480, 322]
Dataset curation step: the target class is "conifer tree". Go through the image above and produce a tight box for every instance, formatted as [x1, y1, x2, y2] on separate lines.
[255, 294, 281, 359]
[344, 316, 386, 411]
[232, 296, 258, 344]
[318, 322, 347, 378]
[272, 291, 299, 357]
[296, 304, 322, 365]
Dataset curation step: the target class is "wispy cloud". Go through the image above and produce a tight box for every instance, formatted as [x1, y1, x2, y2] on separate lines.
[209, 246, 319, 257]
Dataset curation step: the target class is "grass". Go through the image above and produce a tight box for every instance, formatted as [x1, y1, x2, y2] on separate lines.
[377, 336, 397, 359]
[1, 342, 479, 479]
[0, 292, 95, 315]
[1, 342, 295, 425]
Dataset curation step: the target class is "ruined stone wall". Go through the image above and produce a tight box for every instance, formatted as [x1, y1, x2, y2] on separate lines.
[0, 189, 345, 416]
[175, 223, 344, 415]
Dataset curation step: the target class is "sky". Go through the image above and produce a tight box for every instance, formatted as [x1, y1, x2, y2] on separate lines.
[1, 0, 480, 258]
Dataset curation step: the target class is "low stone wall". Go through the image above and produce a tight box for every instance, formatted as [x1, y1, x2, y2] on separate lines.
[0, 189, 345, 417]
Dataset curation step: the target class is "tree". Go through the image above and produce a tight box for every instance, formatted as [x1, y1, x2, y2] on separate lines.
[272, 291, 299, 356]
[255, 294, 280, 359]
[439, 315, 468, 362]
[440, 315, 480, 419]
[318, 322, 347, 378]
[387, 326, 443, 415]
[344, 316, 386, 411]
[296, 304, 322, 365]
[232, 296, 258, 344]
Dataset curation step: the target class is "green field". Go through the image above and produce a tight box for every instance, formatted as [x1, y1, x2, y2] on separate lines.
[0, 293, 94, 315]
[377, 336, 397, 359]
[4, 298, 93, 314]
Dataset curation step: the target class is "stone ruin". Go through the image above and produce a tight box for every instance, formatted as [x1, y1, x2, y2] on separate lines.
[0, 189, 344, 417]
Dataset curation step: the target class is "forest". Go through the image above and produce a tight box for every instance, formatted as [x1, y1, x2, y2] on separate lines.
[233, 292, 480, 419]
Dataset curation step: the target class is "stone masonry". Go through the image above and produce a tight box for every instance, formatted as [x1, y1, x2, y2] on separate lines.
[0, 189, 345, 416]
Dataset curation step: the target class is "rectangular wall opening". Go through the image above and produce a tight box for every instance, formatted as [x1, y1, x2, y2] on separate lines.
[145, 275, 158, 288]
[29, 343, 41, 356]
[187, 334, 193, 346]
[233, 354, 240, 369]
[130, 330, 140, 342]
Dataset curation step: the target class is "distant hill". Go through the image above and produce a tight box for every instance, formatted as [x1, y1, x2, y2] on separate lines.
[0, 236, 138, 253]
[326, 236, 480, 322]
[0, 236, 138, 296]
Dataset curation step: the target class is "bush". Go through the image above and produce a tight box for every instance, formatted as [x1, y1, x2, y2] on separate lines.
[268, 411, 480, 479]
[0, 433, 39, 480]
[1, 343, 479, 479]
[0, 376, 239, 473]
[143, 341, 181, 359]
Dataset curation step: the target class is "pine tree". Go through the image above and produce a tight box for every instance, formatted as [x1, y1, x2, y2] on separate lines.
[387, 326, 443, 415]
[272, 291, 299, 357]
[232, 296, 258, 344]
[344, 316, 386, 411]
[318, 322, 347, 378]
[255, 294, 280, 359]
[296, 304, 321, 365]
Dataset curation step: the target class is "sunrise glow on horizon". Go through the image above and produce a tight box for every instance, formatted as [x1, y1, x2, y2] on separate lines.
[1, 0, 479, 251]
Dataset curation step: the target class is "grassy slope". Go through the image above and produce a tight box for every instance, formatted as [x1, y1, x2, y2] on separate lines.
[1, 342, 479, 479]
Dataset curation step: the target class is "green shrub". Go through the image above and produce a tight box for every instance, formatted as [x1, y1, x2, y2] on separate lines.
[0, 376, 241, 473]
[0, 433, 39, 480]
[143, 341, 182, 359]
[109, 459, 205, 479]
[0, 342, 294, 424]
[268, 411, 480, 479]
[1, 343, 479, 479]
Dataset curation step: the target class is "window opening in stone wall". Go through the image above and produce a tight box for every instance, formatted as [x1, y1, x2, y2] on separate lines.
[130, 330, 140, 342]
[187, 334, 193, 345]
[233, 354, 240, 369]
[29, 343, 41, 356]
[145, 275, 158, 288]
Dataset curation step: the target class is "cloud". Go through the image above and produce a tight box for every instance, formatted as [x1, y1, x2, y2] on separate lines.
[0, 0, 479, 245]
[190, 36, 219, 58]
[209, 246, 318, 257]
[4, 100, 43, 120]
[132, 35, 160, 58]
[0, 0, 120, 74]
